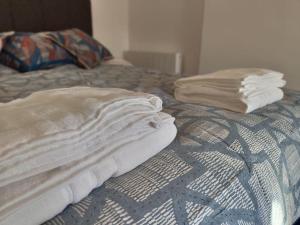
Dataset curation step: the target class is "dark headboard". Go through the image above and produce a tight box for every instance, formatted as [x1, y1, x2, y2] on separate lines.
[0, 0, 93, 35]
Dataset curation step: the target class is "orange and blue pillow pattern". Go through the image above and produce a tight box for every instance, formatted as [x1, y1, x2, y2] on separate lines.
[0, 33, 75, 72]
[0, 29, 113, 72]
[0, 32, 15, 52]
[45, 28, 113, 69]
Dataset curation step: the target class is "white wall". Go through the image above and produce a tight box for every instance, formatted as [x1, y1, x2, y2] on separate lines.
[91, 0, 300, 90]
[128, 0, 205, 74]
[200, 0, 300, 90]
[91, 0, 129, 58]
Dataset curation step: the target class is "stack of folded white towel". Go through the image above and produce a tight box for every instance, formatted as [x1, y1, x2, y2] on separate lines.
[0, 87, 177, 225]
[175, 68, 286, 113]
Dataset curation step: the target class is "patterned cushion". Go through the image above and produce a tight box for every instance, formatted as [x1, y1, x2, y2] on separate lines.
[0, 32, 14, 52]
[45, 28, 113, 69]
[0, 32, 75, 72]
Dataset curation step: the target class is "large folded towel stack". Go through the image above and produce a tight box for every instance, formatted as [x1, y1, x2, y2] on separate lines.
[0, 87, 177, 225]
[175, 68, 286, 113]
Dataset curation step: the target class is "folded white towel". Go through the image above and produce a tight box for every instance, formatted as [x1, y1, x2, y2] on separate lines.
[240, 79, 286, 97]
[0, 87, 177, 225]
[175, 68, 284, 88]
[242, 71, 284, 85]
[174, 68, 286, 113]
[242, 87, 284, 113]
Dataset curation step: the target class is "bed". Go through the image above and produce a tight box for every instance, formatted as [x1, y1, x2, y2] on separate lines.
[0, 63, 299, 225]
[0, 1, 300, 225]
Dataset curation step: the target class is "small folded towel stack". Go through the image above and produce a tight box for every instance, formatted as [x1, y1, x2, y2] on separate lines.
[175, 68, 286, 113]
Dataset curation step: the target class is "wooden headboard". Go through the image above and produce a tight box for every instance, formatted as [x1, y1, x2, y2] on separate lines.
[0, 0, 93, 35]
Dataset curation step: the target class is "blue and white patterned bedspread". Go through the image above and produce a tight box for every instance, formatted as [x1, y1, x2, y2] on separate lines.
[0, 64, 299, 225]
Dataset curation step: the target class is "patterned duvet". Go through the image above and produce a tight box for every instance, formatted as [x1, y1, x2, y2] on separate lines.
[0, 64, 299, 225]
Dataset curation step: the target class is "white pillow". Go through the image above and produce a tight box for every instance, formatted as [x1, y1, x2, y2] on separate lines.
[103, 58, 133, 66]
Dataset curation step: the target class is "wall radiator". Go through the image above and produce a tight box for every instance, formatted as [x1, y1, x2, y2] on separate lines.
[124, 51, 182, 75]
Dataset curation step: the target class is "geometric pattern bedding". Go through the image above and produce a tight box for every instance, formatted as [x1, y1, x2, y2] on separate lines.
[0, 64, 299, 225]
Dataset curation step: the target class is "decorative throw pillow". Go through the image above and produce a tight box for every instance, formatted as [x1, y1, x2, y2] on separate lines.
[0, 32, 76, 72]
[45, 28, 113, 69]
[0, 31, 15, 52]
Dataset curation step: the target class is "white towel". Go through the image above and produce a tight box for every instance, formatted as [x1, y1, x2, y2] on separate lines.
[0, 87, 177, 225]
[174, 68, 286, 113]
[175, 68, 284, 88]
[240, 79, 286, 97]
[242, 87, 284, 113]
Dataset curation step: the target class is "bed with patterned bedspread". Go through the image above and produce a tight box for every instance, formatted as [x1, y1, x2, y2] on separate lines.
[0, 64, 299, 225]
